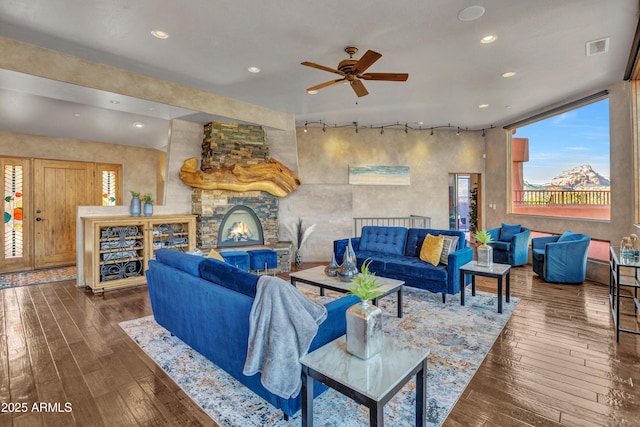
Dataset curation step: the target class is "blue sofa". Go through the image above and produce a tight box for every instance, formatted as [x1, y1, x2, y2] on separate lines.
[487, 223, 531, 266]
[334, 226, 473, 302]
[531, 231, 591, 283]
[146, 248, 359, 418]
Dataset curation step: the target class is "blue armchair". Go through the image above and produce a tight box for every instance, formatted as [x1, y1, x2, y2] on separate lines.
[531, 231, 590, 284]
[487, 223, 531, 266]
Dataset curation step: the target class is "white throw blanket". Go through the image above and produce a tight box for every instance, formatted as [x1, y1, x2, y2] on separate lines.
[243, 275, 327, 399]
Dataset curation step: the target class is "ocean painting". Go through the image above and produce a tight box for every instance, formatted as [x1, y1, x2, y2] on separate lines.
[348, 164, 411, 186]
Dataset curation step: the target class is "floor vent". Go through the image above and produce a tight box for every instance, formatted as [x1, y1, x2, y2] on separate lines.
[586, 38, 609, 56]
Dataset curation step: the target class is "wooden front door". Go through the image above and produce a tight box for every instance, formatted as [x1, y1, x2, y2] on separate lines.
[33, 159, 95, 269]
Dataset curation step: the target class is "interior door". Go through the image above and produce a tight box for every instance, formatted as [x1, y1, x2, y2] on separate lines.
[33, 159, 95, 269]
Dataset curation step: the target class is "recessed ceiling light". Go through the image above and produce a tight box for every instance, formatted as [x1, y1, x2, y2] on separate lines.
[479, 104, 489, 108]
[109, 100, 120, 104]
[248, 66, 261, 73]
[501, 71, 516, 78]
[480, 35, 498, 44]
[73, 113, 81, 117]
[458, 6, 485, 22]
[133, 122, 144, 128]
[307, 90, 318, 95]
[151, 30, 169, 39]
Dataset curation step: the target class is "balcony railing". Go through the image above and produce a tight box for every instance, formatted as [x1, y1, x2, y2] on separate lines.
[513, 189, 610, 206]
[353, 216, 431, 237]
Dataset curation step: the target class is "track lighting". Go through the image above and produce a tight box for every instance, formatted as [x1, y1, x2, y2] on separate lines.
[297, 121, 494, 136]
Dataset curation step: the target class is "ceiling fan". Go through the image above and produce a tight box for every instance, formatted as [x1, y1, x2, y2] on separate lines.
[301, 47, 409, 97]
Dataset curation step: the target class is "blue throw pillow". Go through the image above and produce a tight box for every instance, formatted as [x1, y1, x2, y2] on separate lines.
[499, 223, 521, 242]
[557, 231, 583, 242]
[199, 258, 259, 297]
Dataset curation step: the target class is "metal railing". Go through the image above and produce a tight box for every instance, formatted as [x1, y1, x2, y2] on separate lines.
[353, 216, 431, 237]
[513, 189, 610, 206]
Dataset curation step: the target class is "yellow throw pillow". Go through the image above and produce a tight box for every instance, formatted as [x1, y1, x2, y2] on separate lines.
[207, 248, 225, 262]
[420, 234, 445, 266]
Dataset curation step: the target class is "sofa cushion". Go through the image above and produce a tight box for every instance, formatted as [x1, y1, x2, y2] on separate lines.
[155, 248, 206, 277]
[419, 234, 444, 266]
[199, 258, 259, 297]
[385, 257, 448, 282]
[499, 223, 522, 242]
[358, 226, 408, 255]
[405, 228, 467, 257]
[532, 248, 545, 263]
[440, 235, 459, 265]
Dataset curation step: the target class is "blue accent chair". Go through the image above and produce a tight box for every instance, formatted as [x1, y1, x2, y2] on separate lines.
[487, 223, 531, 266]
[531, 231, 591, 283]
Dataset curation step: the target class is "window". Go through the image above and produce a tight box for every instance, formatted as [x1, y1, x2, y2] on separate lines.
[95, 163, 122, 206]
[508, 96, 610, 220]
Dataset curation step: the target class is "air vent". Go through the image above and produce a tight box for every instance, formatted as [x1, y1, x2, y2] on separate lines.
[586, 38, 610, 56]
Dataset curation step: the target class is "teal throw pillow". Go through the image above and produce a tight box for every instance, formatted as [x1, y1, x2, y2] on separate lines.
[499, 223, 521, 242]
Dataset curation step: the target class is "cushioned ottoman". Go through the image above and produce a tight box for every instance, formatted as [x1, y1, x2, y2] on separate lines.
[219, 250, 250, 271]
[247, 249, 278, 273]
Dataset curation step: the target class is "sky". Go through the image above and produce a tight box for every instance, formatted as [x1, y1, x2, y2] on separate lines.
[513, 98, 610, 185]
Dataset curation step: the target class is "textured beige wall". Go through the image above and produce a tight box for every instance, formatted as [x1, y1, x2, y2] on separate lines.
[483, 81, 633, 283]
[0, 131, 165, 201]
[283, 127, 486, 261]
[0, 37, 293, 131]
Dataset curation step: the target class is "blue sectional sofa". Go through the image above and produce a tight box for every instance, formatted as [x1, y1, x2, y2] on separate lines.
[334, 226, 473, 302]
[145, 248, 359, 418]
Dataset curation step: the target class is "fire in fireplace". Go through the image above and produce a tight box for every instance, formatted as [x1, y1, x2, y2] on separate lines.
[217, 205, 264, 248]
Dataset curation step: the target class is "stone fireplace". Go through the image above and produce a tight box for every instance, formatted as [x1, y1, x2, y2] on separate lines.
[189, 122, 292, 271]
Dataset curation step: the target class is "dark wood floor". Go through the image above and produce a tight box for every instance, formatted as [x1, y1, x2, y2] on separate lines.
[1, 264, 638, 426]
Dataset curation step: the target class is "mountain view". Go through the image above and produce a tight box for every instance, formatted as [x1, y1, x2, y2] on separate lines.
[524, 164, 610, 190]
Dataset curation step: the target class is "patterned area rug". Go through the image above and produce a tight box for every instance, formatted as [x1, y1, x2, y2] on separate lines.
[119, 286, 518, 426]
[0, 266, 77, 290]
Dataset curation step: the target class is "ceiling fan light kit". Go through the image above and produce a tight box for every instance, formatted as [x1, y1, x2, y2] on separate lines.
[301, 46, 409, 97]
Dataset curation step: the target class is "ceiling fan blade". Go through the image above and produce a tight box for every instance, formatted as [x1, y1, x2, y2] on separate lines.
[350, 79, 369, 97]
[301, 61, 345, 76]
[360, 72, 409, 81]
[352, 50, 382, 75]
[307, 78, 346, 92]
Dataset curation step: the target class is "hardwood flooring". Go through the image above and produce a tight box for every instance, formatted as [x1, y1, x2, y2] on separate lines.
[0, 264, 638, 426]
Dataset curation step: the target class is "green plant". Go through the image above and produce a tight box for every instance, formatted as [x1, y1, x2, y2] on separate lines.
[474, 229, 493, 245]
[130, 191, 140, 198]
[142, 193, 154, 204]
[348, 259, 385, 302]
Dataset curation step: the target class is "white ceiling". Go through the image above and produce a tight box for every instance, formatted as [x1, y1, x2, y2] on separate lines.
[0, 0, 638, 149]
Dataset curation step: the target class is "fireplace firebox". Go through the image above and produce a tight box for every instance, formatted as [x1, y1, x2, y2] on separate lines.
[217, 205, 264, 248]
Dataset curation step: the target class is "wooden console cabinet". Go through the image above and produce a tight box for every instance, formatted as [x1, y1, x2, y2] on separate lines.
[82, 215, 196, 293]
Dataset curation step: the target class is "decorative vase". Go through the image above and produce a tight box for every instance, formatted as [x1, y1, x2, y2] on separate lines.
[346, 300, 383, 360]
[294, 250, 303, 269]
[324, 251, 339, 276]
[477, 243, 493, 267]
[143, 202, 153, 217]
[337, 240, 358, 282]
[130, 196, 141, 217]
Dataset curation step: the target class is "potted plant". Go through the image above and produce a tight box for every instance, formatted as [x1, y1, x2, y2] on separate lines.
[345, 259, 384, 359]
[142, 193, 154, 217]
[475, 229, 494, 267]
[286, 218, 316, 269]
[129, 191, 141, 217]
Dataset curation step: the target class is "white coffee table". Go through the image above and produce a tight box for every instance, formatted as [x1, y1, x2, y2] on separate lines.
[290, 265, 405, 317]
[300, 335, 429, 427]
